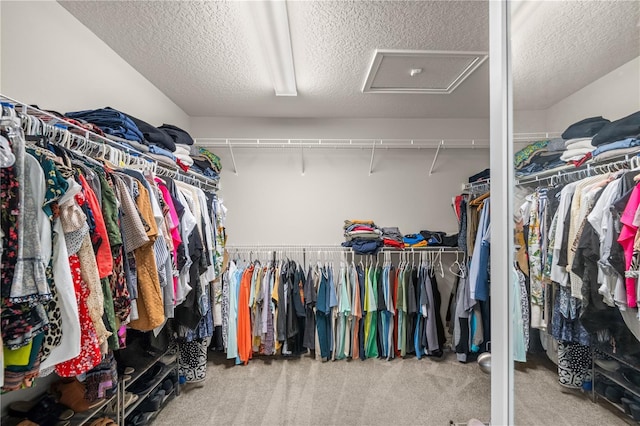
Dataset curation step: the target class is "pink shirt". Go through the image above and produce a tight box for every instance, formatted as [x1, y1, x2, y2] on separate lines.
[618, 183, 640, 307]
[156, 178, 182, 298]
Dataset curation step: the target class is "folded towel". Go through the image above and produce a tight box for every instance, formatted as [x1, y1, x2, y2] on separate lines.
[560, 148, 593, 162]
[175, 153, 194, 166]
[174, 144, 191, 157]
[564, 137, 593, 149]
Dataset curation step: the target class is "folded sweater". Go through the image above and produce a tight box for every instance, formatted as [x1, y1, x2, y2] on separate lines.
[564, 137, 593, 149]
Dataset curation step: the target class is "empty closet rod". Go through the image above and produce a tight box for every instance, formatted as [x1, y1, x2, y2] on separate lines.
[196, 133, 563, 150]
[196, 138, 490, 149]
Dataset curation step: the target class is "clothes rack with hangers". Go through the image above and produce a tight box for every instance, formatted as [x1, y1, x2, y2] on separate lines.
[222, 243, 453, 364]
[515, 153, 640, 186]
[0, 93, 219, 192]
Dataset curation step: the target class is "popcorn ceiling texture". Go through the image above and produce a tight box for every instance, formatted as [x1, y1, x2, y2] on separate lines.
[60, 1, 638, 118]
[512, 0, 639, 111]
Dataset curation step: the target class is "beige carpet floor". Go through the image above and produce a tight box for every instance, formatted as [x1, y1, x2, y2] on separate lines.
[152, 351, 631, 426]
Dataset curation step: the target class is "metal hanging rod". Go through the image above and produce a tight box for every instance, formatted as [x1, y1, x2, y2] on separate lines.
[0, 93, 219, 192]
[196, 138, 490, 149]
[195, 133, 562, 150]
[513, 132, 562, 142]
[226, 244, 463, 253]
[516, 154, 640, 186]
[463, 179, 490, 194]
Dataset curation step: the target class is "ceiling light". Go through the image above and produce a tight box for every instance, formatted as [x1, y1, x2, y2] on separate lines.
[248, 0, 297, 96]
[410, 68, 423, 77]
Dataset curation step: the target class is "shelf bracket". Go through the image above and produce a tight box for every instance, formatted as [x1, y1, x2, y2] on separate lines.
[369, 141, 376, 176]
[227, 139, 238, 175]
[301, 145, 305, 175]
[429, 140, 444, 176]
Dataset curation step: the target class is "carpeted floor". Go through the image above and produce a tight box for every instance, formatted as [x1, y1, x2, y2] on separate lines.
[152, 351, 630, 426]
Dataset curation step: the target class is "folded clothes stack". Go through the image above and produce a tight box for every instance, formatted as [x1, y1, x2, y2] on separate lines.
[174, 144, 194, 167]
[159, 123, 194, 146]
[419, 230, 458, 247]
[560, 137, 595, 162]
[341, 220, 383, 254]
[66, 107, 144, 142]
[190, 147, 222, 179]
[516, 112, 640, 176]
[403, 234, 427, 248]
[125, 112, 176, 152]
[381, 227, 404, 249]
[468, 168, 490, 183]
[591, 111, 640, 159]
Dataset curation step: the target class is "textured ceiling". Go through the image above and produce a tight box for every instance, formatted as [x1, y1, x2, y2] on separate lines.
[59, 0, 489, 118]
[58, 0, 639, 118]
[512, 0, 640, 110]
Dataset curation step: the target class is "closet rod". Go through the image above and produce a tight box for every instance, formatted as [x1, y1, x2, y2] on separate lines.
[0, 93, 220, 192]
[516, 153, 640, 186]
[195, 133, 562, 150]
[196, 138, 490, 150]
[226, 245, 463, 253]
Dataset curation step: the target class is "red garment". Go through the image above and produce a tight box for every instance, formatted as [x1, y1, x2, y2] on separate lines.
[175, 159, 190, 172]
[62, 118, 105, 136]
[77, 174, 113, 279]
[351, 226, 374, 232]
[55, 255, 102, 377]
[383, 239, 404, 249]
[570, 152, 592, 167]
[237, 266, 254, 365]
[453, 195, 464, 221]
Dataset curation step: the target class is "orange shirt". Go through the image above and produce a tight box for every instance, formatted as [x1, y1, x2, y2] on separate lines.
[237, 265, 254, 365]
[77, 173, 113, 279]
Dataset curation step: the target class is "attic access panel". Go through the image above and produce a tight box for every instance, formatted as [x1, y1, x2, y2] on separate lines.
[362, 49, 488, 94]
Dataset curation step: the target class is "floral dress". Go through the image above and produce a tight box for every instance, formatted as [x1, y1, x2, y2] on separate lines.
[55, 254, 101, 377]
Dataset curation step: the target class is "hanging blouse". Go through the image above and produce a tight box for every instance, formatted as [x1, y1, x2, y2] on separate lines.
[128, 181, 165, 331]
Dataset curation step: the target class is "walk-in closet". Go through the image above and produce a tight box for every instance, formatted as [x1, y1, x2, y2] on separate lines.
[0, 1, 639, 425]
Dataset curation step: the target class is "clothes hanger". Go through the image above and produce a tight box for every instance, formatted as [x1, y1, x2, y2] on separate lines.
[449, 251, 465, 278]
[437, 250, 445, 278]
[0, 134, 15, 168]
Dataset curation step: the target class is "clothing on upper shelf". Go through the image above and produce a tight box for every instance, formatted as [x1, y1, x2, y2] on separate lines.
[159, 124, 194, 146]
[561, 116, 611, 140]
[64, 107, 221, 182]
[65, 108, 144, 142]
[342, 219, 383, 254]
[0, 110, 227, 392]
[592, 111, 640, 147]
[515, 112, 640, 178]
[468, 168, 490, 184]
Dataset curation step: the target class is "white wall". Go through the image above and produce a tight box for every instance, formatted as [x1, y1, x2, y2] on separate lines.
[513, 109, 547, 134]
[0, 1, 190, 129]
[216, 147, 488, 245]
[191, 116, 489, 243]
[545, 56, 640, 132]
[190, 117, 490, 141]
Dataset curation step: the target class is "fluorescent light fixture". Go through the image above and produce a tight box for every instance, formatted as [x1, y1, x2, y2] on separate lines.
[249, 0, 297, 96]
